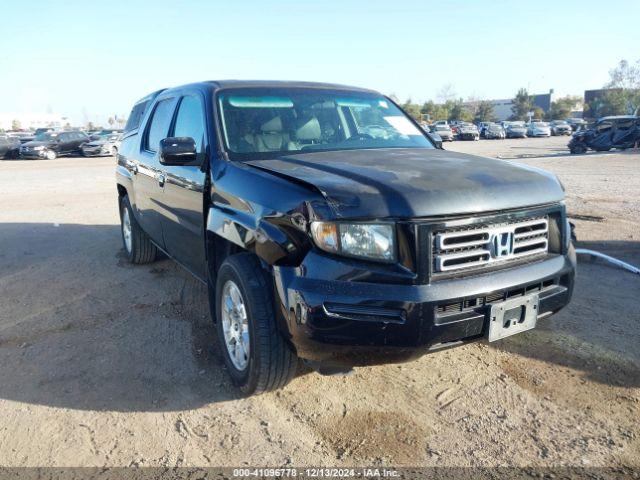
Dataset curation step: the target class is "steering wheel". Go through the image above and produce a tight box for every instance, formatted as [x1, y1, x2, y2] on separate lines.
[347, 133, 374, 141]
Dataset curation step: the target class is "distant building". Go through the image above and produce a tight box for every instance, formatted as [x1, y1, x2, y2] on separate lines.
[464, 90, 555, 121]
[0, 113, 66, 131]
[584, 88, 620, 105]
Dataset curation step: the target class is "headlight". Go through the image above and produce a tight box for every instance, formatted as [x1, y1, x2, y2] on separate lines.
[310, 222, 395, 262]
[33, 145, 45, 151]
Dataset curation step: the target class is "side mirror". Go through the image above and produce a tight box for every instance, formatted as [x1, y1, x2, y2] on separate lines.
[159, 137, 197, 165]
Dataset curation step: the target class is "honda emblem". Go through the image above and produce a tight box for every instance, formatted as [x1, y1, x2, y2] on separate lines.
[492, 231, 514, 258]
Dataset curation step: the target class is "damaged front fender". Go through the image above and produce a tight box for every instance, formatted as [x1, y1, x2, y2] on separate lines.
[207, 160, 332, 266]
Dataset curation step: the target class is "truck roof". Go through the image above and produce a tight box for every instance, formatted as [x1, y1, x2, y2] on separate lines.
[162, 80, 378, 94]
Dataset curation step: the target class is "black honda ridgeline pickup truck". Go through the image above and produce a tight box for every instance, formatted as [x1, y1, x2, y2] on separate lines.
[116, 81, 575, 395]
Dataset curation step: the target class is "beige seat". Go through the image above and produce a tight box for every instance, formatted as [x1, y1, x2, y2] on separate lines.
[293, 117, 321, 147]
[253, 116, 290, 152]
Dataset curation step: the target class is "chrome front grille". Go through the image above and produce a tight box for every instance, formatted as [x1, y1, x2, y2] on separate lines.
[433, 216, 549, 273]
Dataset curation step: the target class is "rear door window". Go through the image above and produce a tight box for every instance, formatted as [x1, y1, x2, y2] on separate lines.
[144, 99, 176, 152]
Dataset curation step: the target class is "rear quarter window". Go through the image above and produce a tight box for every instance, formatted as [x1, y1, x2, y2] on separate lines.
[616, 119, 634, 130]
[124, 101, 150, 133]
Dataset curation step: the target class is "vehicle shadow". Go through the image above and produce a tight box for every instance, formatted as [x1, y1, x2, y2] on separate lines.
[488, 240, 640, 388]
[0, 222, 239, 412]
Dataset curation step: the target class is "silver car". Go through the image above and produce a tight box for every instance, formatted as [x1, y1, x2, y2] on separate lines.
[81, 133, 122, 157]
[504, 121, 527, 138]
[430, 124, 454, 141]
[484, 123, 506, 139]
[550, 120, 572, 136]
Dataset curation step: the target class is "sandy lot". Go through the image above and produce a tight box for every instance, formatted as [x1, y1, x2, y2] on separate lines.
[0, 136, 638, 469]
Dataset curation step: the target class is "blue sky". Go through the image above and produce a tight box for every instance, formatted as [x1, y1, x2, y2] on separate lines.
[2, 0, 639, 125]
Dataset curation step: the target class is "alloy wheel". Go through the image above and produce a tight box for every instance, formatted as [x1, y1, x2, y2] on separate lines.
[122, 207, 132, 253]
[221, 280, 250, 371]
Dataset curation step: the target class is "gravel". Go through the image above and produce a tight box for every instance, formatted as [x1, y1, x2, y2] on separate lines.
[0, 138, 638, 468]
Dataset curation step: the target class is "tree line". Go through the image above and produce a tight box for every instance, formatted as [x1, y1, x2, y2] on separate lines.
[398, 58, 639, 123]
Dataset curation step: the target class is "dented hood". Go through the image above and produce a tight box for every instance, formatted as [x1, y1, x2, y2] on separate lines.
[246, 148, 564, 219]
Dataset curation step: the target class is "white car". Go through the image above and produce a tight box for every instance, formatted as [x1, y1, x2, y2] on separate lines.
[527, 121, 551, 137]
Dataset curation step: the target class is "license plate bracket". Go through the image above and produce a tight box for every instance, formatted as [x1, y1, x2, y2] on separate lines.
[488, 294, 539, 342]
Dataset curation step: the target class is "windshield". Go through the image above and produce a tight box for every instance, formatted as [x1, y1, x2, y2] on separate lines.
[217, 88, 433, 159]
[435, 125, 449, 131]
[533, 122, 548, 127]
[34, 132, 58, 141]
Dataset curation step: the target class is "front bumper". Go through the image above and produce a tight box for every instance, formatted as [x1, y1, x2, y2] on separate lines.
[82, 147, 111, 157]
[20, 149, 47, 158]
[273, 247, 576, 367]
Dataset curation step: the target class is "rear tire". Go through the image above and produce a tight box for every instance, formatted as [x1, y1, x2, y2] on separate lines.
[215, 253, 297, 395]
[119, 195, 157, 264]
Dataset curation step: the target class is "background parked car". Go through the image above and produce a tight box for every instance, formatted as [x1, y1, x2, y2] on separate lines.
[550, 120, 572, 136]
[478, 122, 492, 137]
[33, 127, 55, 136]
[504, 121, 527, 138]
[430, 124, 454, 141]
[81, 133, 122, 157]
[456, 122, 480, 140]
[447, 120, 464, 137]
[11, 131, 35, 143]
[527, 121, 551, 137]
[0, 135, 21, 159]
[20, 130, 89, 160]
[483, 123, 506, 139]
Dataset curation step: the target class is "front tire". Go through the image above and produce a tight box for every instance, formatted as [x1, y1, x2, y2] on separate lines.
[119, 195, 157, 264]
[45, 149, 57, 160]
[570, 143, 587, 154]
[216, 253, 297, 395]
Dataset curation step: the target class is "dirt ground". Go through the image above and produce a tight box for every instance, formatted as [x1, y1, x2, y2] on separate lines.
[0, 136, 638, 469]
